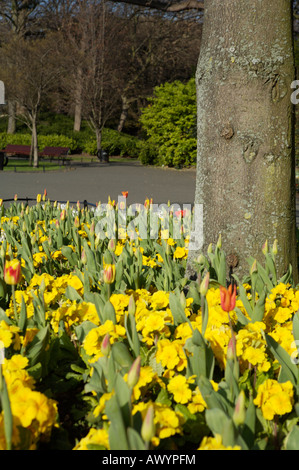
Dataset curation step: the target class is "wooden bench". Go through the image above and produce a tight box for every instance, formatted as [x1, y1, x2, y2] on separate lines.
[39, 146, 70, 159]
[1, 144, 32, 157]
[0, 144, 71, 165]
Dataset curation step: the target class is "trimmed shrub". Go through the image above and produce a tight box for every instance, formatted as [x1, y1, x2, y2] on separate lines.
[82, 128, 140, 157]
[0, 129, 140, 157]
[139, 78, 197, 167]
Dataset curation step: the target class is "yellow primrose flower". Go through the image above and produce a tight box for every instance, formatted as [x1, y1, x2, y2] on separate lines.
[156, 338, 186, 371]
[198, 434, 241, 450]
[33, 252, 48, 267]
[150, 291, 169, 310]
[73, 428, 110, 450]
[254, 379, 294, 421]
[236, 322, 271, 373]
[167, 374, 192, 404]
[173, 246, 188, 260]
[0, 321, 21, 350]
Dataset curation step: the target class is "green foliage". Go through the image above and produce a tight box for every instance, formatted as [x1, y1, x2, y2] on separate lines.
[0, 127, 140, 157]
[0, 132, 77, 152]
[83, 128, 140, 157]
[139, 79, 197, 167]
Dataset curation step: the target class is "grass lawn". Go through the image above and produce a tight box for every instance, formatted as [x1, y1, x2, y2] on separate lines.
[3, 158, 67, 172]
[2, 155, 138, 172]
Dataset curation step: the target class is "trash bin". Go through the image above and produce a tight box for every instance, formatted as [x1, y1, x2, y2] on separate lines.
[0, 152, 4, 171]
[97, 149, 109, 163]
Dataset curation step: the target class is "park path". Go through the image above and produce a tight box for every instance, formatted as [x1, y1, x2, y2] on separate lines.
[1, 160, 299, 227]
[0, 161, 196, 207]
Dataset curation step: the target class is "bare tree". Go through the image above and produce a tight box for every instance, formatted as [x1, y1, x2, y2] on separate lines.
[0, 34, 62, 166]
[80, 1, 121, 152]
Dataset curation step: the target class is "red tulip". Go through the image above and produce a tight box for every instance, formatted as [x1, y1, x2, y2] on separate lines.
[220, 283, 237, 312]
[122, 191, 128, 198]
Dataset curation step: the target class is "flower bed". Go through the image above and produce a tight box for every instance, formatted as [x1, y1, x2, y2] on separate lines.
[0, 194, 299, 450]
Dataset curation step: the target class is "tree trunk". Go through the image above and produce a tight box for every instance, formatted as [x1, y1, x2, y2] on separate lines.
[188, 0, 297, 282]
[32, 118, 39, 168]
[96, 127, 102, 155]
[74, 102, 82, 132]
[73, 68, 83, 132]
[7, 100, 16, 134]
[117, 95, 130, 133]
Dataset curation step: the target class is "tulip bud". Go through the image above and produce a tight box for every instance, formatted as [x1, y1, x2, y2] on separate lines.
[262, 240, 268, 255]
[226, 337, 235, 362]
[14, 194, 17, 201]
[74, 216, 80, 228]
[103, 264, 115, 284]
[127, 356, 141, 389]
[250, 259, 257, 275]
[199, 272, 210, 297]
[233, 390, 246, 427]
[36, 194, 41, 204]
[90, 221, 95, 236]
[197, 254, 206, 265]
[81, 249, 87, 265]
[128, 294, 136, 316]
[272, 239, 278, 256]
[141, 405, 155, 443]
[216, 233, 222, 249]
[0, 199, 3, 207]
[95, 233, 101, 249]
[207, 243, 213, 254]
[4, 259, 22, 286]
[101, 333, 111, 357]
[60, 209, 66, 221]
[108, 239, 116, 252]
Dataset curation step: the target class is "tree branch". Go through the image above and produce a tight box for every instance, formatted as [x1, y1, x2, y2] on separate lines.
[110, 0, 204, 12]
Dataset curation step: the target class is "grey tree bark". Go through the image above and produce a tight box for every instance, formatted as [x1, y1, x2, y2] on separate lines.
[188, 0, 298, 282]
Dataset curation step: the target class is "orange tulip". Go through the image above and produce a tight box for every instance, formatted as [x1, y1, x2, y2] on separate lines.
[220, 283, 237, 312]
[122, 191, 129, 198]
[4, 259, 22, 286]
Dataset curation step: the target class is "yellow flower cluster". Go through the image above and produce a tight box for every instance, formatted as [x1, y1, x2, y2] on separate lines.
[198, 434, 241, 450]
[0, 355, 58, 450]
[2, 202, 299, 451]
[253, 379, 294, 421]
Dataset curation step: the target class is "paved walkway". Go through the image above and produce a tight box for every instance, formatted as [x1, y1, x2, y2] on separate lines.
[1, 161, 299, 226]
[0, 161, 196, 207]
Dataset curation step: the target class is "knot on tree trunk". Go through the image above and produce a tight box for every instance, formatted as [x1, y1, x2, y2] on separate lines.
[220, 123, 234, 140]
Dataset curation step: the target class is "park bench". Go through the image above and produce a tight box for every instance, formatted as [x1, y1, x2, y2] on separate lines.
[0, 144, 71, 166]
[39, 146, 70, 159]
[39, 146, 71, 165]
[0, 144, 31, 168]
[1, 144, 31, 157]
